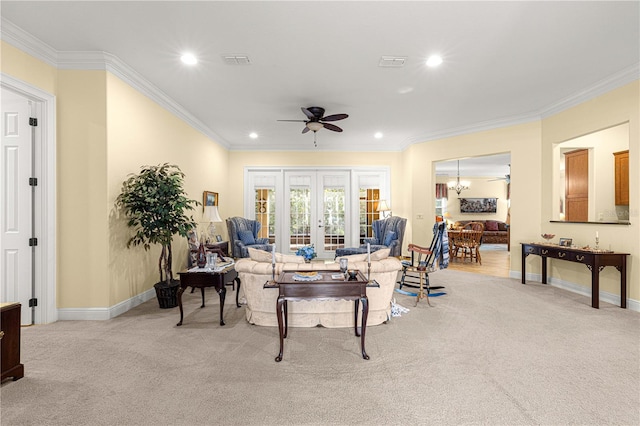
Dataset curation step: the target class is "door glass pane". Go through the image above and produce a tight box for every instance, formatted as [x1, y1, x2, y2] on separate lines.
[359, 188, 380, 244]
[323, 187, 345, 251]
[289, 187, 311, 252]
[255, 188, 276, 242]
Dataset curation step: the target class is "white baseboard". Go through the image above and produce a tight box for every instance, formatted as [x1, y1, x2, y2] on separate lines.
[57, 288, 157, 321]
[509, 270, 639, 312]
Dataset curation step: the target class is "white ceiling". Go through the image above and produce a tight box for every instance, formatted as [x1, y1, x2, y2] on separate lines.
[1, 1, 638, 163]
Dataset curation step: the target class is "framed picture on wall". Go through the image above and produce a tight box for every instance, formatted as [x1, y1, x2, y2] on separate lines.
[459, 198, 498, 213]
[203, 191, 218, 207]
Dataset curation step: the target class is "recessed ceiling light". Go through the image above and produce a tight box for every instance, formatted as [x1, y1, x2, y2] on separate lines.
[374, 132, 383, 139]
[426, 55, 443, 67]
[249, 132, 258, 139]
[180, 53, 198, 65]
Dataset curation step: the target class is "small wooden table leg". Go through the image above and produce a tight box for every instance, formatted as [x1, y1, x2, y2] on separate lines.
[360, 296, 370, 360]
[235, 278, 242, 308]
[176, 286, 185, 326]
[276, 297, 285, 362]
[354, 299, 360, 337]
[218, 286, 226, 326]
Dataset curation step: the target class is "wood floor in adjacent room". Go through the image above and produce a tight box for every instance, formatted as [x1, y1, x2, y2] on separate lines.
[447, 244, 511, 278]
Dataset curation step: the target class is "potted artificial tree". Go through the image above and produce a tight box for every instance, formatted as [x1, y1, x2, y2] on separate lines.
[115, 163, 199, 308]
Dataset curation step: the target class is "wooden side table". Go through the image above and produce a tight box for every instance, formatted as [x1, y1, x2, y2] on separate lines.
[177, 265, 241, 327]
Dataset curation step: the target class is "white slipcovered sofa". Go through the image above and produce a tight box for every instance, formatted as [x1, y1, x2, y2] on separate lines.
[234, 248, 402, 328]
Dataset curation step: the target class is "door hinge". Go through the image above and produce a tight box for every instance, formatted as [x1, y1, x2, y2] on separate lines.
[29, 117, 38, 126]
[29, 177, 38, 186]
[29, 237, 38, 247]
[29, 298, 38, 307]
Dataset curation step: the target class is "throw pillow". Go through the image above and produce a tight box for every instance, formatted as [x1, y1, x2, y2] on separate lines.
[370, 248, 390, 260]
[238, 230, 256, 245]
[383, 230, 397, 246]
[485, 221, 499, 231]
[248, 247, 272, 262]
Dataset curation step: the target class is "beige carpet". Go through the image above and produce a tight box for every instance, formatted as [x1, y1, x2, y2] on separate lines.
[1, 270, 639, 425]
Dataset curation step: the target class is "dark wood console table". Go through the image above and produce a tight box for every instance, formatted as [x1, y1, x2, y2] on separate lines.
[177, 265, 241, 327]
[265, 270, 378, 362]
[1, 302, 24, 382]
[521, 243, 629, 309]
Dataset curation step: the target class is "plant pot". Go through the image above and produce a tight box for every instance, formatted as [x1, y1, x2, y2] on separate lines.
[153, 280, 180, 309]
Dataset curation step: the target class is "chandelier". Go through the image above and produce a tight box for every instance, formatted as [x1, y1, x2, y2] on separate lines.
[448, 160, 470, 195]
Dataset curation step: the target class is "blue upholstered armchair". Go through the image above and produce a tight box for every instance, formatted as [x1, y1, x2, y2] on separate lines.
[226, 217, 272, 258]
[361, 216, 407, 257]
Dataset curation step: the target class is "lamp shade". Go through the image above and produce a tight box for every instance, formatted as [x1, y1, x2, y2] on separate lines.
[376, 199, 390, 212]
[205, 205, 222, 222]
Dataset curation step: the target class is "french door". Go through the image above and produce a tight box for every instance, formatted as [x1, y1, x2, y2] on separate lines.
[245, 167, 389, 260]
[284, 170, 349, 259]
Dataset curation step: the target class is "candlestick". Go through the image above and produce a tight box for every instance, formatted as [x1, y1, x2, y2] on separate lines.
[367, 243, 371, 282]
[272, 243, 276, 265]
[596, 231, 599, 239]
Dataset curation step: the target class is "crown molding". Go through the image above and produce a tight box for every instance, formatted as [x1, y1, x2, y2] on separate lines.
[1, 17, 58, 66]
[1, 19, 229, 149]
[400, 112, 540, 150]
[539, 63, 640, 118]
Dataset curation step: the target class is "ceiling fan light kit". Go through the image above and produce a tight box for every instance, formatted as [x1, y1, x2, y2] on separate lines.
[278, 106, 349, 147]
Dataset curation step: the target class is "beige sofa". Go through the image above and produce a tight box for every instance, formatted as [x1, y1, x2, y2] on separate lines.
[235, 248, 402, 328]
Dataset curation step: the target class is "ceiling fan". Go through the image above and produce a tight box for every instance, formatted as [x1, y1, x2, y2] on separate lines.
[488, 164, 511, 183]
[278, 107, 348, 146]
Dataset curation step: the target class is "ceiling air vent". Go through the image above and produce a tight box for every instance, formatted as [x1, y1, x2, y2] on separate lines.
[223, 55, 251, 65]
[379, 56, 407, 67]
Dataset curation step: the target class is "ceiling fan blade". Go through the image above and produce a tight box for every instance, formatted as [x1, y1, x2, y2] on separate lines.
[302, 126, 310, 134]
[278, 119, 307, 122]
[323, 123, 343, 132]
[301, 107, 315, 119]
[321, 113, 349, 122]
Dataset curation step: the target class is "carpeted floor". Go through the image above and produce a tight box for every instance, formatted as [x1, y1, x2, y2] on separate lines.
[1, 269, 639, 425]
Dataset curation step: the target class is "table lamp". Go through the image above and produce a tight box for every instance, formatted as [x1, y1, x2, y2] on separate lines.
[204, 205, 222, 243]
[376, 200, 392, 218]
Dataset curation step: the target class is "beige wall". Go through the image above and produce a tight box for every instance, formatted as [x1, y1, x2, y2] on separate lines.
[57, 70, 109, 308]
[436, 176, 510, 224]
[541, 81, 639, 300]
[106, 74, 229, 307]
[406, 122, 543, 275]
[1, 41, 57, 94]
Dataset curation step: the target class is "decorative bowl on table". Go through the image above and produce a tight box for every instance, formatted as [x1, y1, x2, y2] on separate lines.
[541, 234, 555, 242]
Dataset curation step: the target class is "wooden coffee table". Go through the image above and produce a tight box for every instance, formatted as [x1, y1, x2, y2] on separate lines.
[177, 264, 241, 327]
[265, 270, 378, 362]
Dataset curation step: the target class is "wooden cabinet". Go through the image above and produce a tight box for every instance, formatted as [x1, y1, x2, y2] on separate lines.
[614, 150, 629, 206]
[1, 303, 24, 382]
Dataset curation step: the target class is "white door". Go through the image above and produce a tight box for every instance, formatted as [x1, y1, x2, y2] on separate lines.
[284, 170, 349, 259]
[316, 171, 349, 259]
[1, 88, 34, 325]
